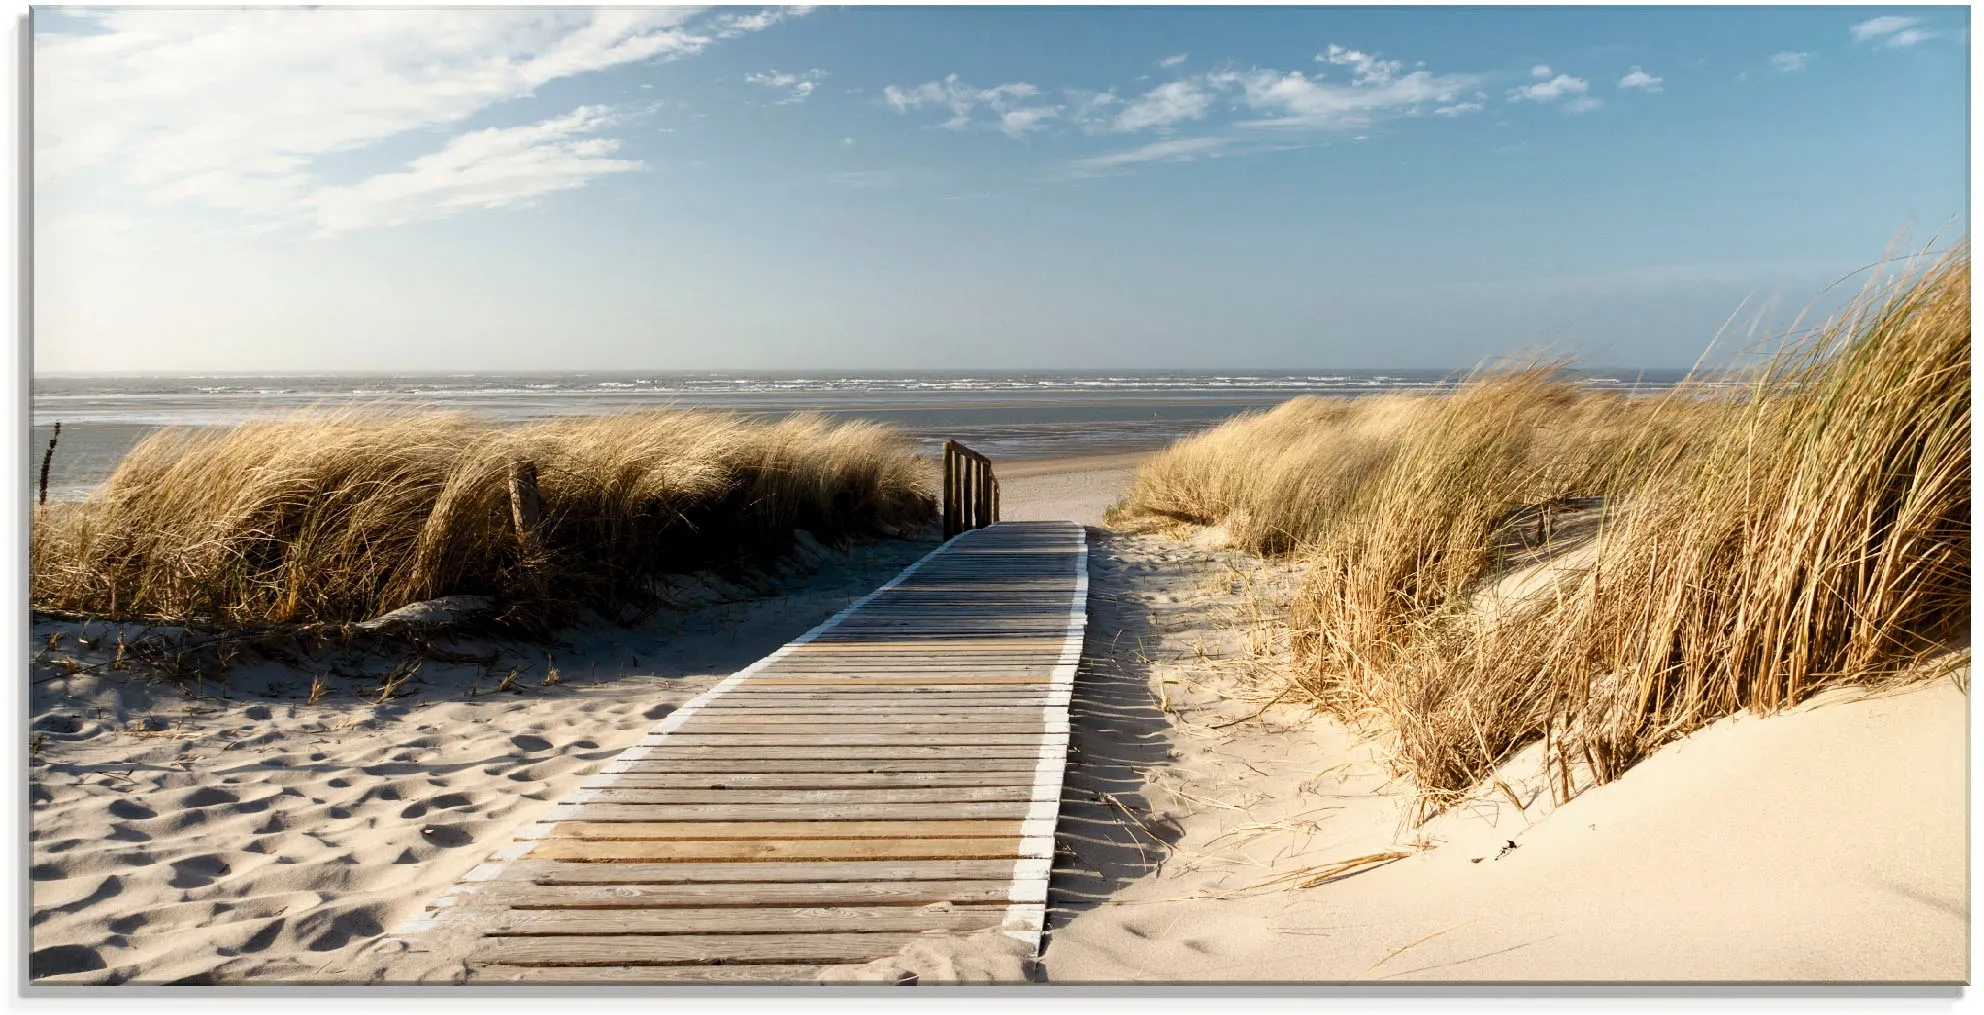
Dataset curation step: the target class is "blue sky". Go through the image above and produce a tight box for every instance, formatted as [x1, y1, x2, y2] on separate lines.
[33, 5, 1969, 373]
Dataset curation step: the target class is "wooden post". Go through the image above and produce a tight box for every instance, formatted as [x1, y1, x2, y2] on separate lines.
[975, 458, 991, 530]
[962, 459, 976, 532]
[941, 441, 959, 539]
[508, 460, 543, 554]
[939, 440, 1000, 537]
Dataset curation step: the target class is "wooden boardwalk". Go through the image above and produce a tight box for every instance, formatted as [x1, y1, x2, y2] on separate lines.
[391, 520, 1089, 982]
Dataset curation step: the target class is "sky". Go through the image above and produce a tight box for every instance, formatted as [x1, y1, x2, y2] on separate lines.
[31, 4, 1971, 374]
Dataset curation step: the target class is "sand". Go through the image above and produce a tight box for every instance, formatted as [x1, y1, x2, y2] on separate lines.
[28, 456, 1970, 984]
[1040, 529, 1969, 983]
[27, 535, 938, 984]
[992, 453, 1147, 527]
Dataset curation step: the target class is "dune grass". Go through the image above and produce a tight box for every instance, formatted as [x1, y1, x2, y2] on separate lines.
[30, 409, 935, 632]
[1111, 248, 1969, 813]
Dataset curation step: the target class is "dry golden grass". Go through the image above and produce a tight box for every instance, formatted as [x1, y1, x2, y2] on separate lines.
[1111, 247, 1969, 814]
[31, 409, 934, 631]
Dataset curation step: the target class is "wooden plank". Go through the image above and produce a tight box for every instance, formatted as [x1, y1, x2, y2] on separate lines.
[471, 964, 846, 983]
[684, 713, 1051, 725]
[541, 820, 1021, 841]
[612, 759, 1041, 774]
[491, 905, 1011, 937]
[515, 859, 1036, 885]
[583, 787, 1046, 805]
[471, 932, 923, 967]
[525, 836, 1033, 864]
[550, 802, 1032, 822]
[455, 879, 1033, 909]
[628, 746, 1048, 760]
[645, 733, 1057, 747]
[776, 640, 1069, 652]
[597, 772, 1046, 790]
[741, 677, 1054, 686]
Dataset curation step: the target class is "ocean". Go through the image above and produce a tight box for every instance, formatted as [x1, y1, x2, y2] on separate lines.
[30, 369, 1688, 501]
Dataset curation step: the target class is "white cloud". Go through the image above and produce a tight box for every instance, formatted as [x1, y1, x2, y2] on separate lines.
[1618, 67, 1663, 91]
[1067, 136, 1231, 176]
[1770, 51, 1814, 73]
[1318, 44, 1405, 86]
[1211, 58, 1479, 130]
[307, 106, 640, 235]
[1507, 72, 1590, 103]
[1110, 79, 1213, 132]
[35, 7, 793, 230]
[1433, 100, 1484, 117]
[746, 68, 827, 104]
[1159, 53, 1189, 69]
[1850, 15, 1930, 45]
[999, 106, 1059, 138]
[1564, 96, 1603, 114]
[1531, 64, 1553, 78]
[883, 74, 1060, 137]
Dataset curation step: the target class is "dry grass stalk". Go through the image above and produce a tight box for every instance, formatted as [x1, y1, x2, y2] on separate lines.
[1114, 246, 1969, 815]
[30, 408, 934, 632]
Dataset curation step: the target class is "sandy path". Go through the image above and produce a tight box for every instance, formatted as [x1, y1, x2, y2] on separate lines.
[993, 454, 1147, 527]
[28, 537, 937, 985]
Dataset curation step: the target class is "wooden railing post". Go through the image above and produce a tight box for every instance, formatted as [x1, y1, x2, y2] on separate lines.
[940, 439, 1000, 538]
[508, 459, 543, 555]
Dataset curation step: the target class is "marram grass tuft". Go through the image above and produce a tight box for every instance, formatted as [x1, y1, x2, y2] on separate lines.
[31, 409, 935, 632]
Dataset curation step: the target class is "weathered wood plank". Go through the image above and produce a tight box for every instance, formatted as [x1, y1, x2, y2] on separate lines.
[549, 802, 1033, 823]
[470, 964, 847, 983]
[628, 746, 1048, 760]
[515, 859, 1039, 885]
[525, 836, 1036, 863]
[682, 715, 1051, 727]
[472, 933, 922, 967]
[541, 819, 1021, 841]
[597, 773, 1041, 790]
[612, 759, 1041, 774]
[644, 733, 1058, 747]
[492, 905, 1011, 936]
[580, 786, 1047, 805]
[455, 879, 1035, 909]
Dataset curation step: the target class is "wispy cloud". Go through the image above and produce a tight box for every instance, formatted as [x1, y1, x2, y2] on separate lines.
[1111, 80, 1214, 132]
[36, 7, 797, 232]
[890, 43, 1609, 179]
[1618, 67, 1663, 92]
[746, 68, 827, 103]
[1067, 136, 1232, 176]
[1851, 15, 1935, 47]
[1508, 69, 1592, 104]
[1769, 51, 1814, 73]
[882, 74, 1060, 137]
[1158, 52, 1189, 69]
[1212, 46, 1479, 129]
[307, 106, 639, 235]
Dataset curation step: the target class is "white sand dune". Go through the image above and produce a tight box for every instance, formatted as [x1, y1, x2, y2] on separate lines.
[1042, 529, 1968, 983]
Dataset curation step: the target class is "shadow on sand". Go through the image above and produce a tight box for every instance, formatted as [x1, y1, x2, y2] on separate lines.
[1043, 528, 1187, 951]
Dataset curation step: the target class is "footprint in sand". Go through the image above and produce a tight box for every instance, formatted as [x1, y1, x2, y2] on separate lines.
[30, 943, 105, 978]
[167, 855, 232, 888]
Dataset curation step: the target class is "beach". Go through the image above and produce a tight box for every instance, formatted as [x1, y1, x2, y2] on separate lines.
[1045, 529, 1968, 982]
[29, 450, 1966, 983]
